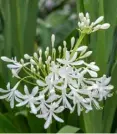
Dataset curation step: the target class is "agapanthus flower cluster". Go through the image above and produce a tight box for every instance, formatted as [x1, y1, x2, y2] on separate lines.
[78, 12, 110, 33]
[0, 12, 113, 129]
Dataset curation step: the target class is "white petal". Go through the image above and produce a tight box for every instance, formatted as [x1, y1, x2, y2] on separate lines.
[36, 80, 47, 87]
[53, 114, 64, 123]
[106, 85, 114, 90]
[36, 113, 48, 118]
[7, 64, 20, 69]
[103, 77, 111, 85]
[64, 97, 72, 111]
[16, 100, 29, 107]
[31, 86, 39, 96]
[11, 69, 21, 78]
[54, 106, 64, 113]
[88, 70, 97, 77]
[24, 85, 30, 95]
[29, 102, 37, 114]
[0, 93, 9, 99]
[15, 90, 24, 98]
[15, 96, 22, 103]
[92, 98, 100, 109]
[0, 88, 9, 93]
[10, 95, 15, 108]
[71, 60, 84, 66]
[70, 52, 77, 62]
[56, 58, 63, 64]
[44, 114, 52, 129]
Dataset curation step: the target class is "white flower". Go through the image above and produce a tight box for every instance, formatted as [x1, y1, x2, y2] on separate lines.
[36, 102, 64, 129]
[16, 86, 39, 114]
[68, 85, 92, 115]
[91, 75, 114, 101]
[1, 56, 29, 78]
[0, 82, 20, 108]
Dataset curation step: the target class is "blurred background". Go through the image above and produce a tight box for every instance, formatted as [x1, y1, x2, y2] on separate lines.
[0, 0, 117, 133]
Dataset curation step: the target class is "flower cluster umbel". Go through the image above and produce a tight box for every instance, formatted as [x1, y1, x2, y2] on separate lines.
[0, 12, 113, 129]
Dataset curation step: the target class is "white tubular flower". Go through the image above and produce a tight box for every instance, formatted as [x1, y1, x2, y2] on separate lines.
[16, 86, 39, 114]
[78, 12, 110, 34]
[36, 102, 64, 129]
[0, 82, 20, 108]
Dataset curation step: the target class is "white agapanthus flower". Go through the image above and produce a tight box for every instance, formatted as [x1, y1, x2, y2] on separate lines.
[16, 86, 40, 114]
[0, 12, 114, 129]
[36, 102, 64, 129]
[0, 82, 21, 108]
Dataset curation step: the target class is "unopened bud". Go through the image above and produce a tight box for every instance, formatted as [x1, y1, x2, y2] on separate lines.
[33, 52, 38, 59]
[51, 34, 55, 47]
[20, 59, 24, 64]
[39, 49, 42, 56]
[24, 54, 31, 60]
[100, 23, 110, 29]
[71, 37, 75, 48]
[30, 59, 36, 65]
[94, 16, 104, 25]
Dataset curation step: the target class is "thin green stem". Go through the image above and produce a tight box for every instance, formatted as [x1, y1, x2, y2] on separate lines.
[70, 33, 86, 58]
[19, 76, 37, 86]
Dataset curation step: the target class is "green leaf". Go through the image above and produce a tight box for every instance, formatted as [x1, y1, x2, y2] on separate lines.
[23, 0, 38, 54]
[0, 113, 18, 133]
[57, 125, 80, 133]
[102, 61, 117, 132]
[27, 113, 46, 133]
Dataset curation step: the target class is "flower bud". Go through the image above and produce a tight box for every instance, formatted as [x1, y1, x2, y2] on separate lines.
[33, 52, 38, 59]
[39, 49, 42, 56]
[63, 41, 67, 48]
[58, 46, 62, 53]
[24, 54, 31, 60]
[94, 16, 104, 25]
[79, 12, 84, 21]
[51, 34, 55, 47]
[86, 12, 89, 19]
[93, 25, 101, 32]
[100, 23, 110, 29]
[71, 37, 75, 48]
[1, 56, 12, 62]
[20, 59, 24, 64]
[30, 59, 36, 65]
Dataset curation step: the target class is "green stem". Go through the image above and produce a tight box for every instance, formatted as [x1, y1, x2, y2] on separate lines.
[19, 76, 37, 86]
[70, 33, 86, 58]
